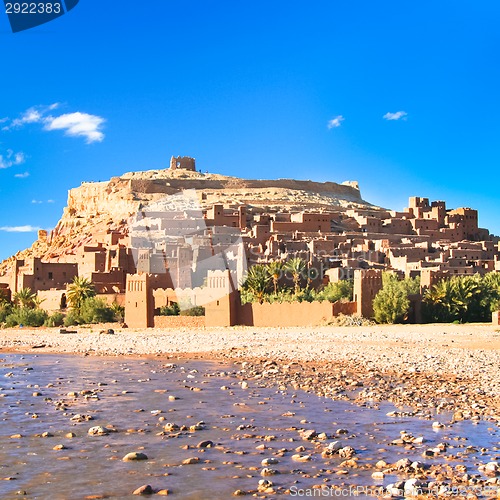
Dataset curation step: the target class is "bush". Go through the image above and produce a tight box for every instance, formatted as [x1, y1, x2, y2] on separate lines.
[110, 302, 125, 322]
[0, 303, 12, 323]
[159, 302, 180, 316]
[315, 280, 354, 303]
[180, 306, 205, 316]
[5, 307, 48, 328]
[79, 297, 115, 324]
[64, 309, 83, 326]
[373, 274, 420, 324]
[44, 312, 65, 327]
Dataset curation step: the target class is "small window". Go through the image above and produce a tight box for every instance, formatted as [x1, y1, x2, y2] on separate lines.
[48, 272, 53, 280]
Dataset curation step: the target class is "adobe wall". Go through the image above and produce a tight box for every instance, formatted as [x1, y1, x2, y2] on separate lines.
[493, 311, 500, 326]
[96, 293, 125, 307]
[153, 316, 205, 329]
[37, 289, 66, 313]
[236, 300, 334, 327]
[332, 301, 357, 316]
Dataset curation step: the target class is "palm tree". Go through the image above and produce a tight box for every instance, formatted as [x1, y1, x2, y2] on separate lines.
[423, 275, 490, 323]
[241, 264, 271, 304]
[285, 257, 306, 294]
[67, 277, 95, 313]
[13, 288, 37, 309]
[267, 260, 284, 295]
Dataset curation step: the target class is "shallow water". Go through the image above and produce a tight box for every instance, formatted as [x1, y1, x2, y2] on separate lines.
[0, 354, 498, 499]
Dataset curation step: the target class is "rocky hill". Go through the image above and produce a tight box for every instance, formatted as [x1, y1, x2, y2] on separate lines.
[0, 166, 379, 271]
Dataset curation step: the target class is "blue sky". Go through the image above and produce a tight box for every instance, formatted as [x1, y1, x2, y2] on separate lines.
[0, 0, 499, 261]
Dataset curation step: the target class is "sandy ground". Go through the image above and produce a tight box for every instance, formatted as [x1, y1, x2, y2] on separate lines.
[1, 323, 500, 415]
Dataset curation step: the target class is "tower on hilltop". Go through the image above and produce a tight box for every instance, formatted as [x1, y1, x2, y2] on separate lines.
[169, 155, 196, 171]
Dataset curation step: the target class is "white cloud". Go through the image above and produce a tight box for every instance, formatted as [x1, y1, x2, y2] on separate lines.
[327, 115, 345, 129]
[47, 199, 55, 203]
[2, 104, 105, 144]
[14, 172, 30, 178]
[44, 112, 105, 143]
[383, 111, 408, 121]
[7, 104, 59, 129]
[0, 149, 26, 169]
[0, 225, 42, 233]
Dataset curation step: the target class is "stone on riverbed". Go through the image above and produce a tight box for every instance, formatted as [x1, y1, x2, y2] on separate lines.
[133, 485, 154, 495]
[261, 458, 279, 466]
[197, 440, 214, 448]
[87, 426, 109, 436]
[261, 467, 280, 476]
[299, 429, 317, 440]
[123, 452, 148, 461]
[338, 446, 356, 458]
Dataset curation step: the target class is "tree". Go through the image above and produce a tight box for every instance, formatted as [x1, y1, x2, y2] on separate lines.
[241, 264, 272, 304]
[316, 280, 353, 302]
[267, 260, 284, 295]
[67, 277, 95, 313]
[373, 273, 420, 324]
[423, 275, 495, 323]
[285, 257, 306, 294]
[13, 288, 37, 309]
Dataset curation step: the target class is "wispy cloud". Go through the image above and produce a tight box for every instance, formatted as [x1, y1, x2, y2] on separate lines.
[327, 115, 345, 129]
[0, 149, 26, 169]
[4, 103, 59, 130]
[2, 104, 105, 143]
[44, 112, 105, 143]
[0, 225, 42, 233]
[383, 111, 408, 121]
[31, 199, 55, 204]
[14, 172, 30, 179]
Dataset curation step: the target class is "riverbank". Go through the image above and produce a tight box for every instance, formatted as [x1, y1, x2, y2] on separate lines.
[2, 353, 498, 499]
[1, 323, 499, 419]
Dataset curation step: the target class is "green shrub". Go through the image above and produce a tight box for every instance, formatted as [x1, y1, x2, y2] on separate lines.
[44, 312, 65, 327]
[110, 302, 125, 322]
[64, 309, 84, 326]
[0, 303, 12, 323]
[5, 307, 48, 328]
[79, 297, 115, 324]
[159, 302, 180, 316]
[315, 280, 354, 303]
[373, 274, 420, 324]
[180, 306, 205, 316]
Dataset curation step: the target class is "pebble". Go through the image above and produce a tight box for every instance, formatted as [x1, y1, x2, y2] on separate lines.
[123, 452, 148, 461]
[133, 485, 154, 495]
[87, 426, 109, 436]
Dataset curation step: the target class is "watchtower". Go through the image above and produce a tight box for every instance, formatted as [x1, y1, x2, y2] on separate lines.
[169, 156, 196, 171]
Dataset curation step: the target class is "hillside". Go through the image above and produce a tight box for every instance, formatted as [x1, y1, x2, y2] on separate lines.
[0, 166, 377, 271]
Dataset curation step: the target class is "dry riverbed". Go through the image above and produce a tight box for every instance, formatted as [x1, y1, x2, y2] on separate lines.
[1, 323, 500, 498]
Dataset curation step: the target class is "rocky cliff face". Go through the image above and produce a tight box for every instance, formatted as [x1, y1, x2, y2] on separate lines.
[0, 167, 377, 271]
